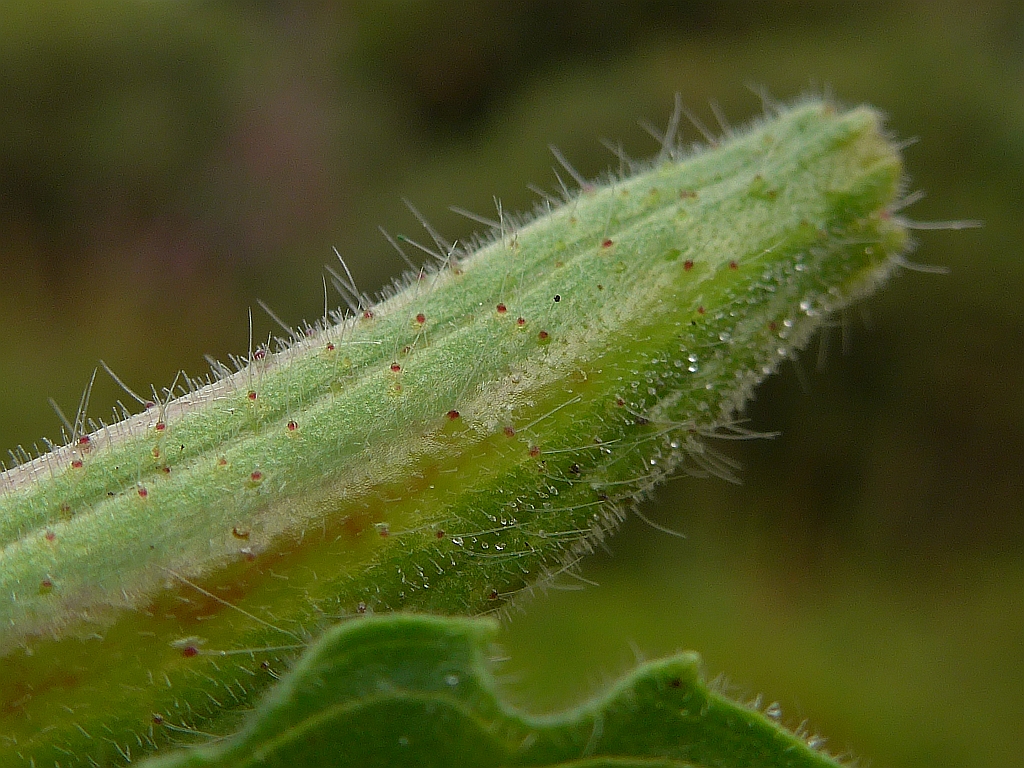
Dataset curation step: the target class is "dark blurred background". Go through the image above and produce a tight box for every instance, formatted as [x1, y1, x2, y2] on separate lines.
[1, 2, 1022, 766]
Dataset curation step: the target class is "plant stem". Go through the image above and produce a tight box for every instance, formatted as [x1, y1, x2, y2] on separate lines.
[0, 99, 908, 767]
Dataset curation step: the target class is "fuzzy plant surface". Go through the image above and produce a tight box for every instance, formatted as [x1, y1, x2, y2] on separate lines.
[138, 613, 844, 768]
[0, 98, 909, 767]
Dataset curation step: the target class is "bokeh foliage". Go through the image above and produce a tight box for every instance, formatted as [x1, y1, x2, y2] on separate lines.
[1, 3, 1021, 768]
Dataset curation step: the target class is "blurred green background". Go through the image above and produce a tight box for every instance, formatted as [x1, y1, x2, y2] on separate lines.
[1, 1, 1022, 766]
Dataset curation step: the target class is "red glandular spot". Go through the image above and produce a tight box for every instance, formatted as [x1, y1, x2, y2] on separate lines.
[155, 421, 166, 432]
[503, 426, 515, 437]
[538, 330, 549, 341]
[287, 420, 298, 431]
[326, 343, 335, 351]
[181, 646, 199, 658]
[390, 363, 401, 372]
[683, 260, 694, 271]
[415, 313, 426, 324]
[137, 486, 149, 499]
[435, 529, 446, 539]
[729, 260, 739, 269]
[362, 310, 374, 320]
[45, 530, 56, 541]
[602, 238, 613, 248]
[250, 471, 263, 483]
[516, 317, 526, 327]
[488, 589, 499, 600]
[528, 446, 540, 457]
[247, 391, 257, 401]
[71, 459, 83, 469]
[496, 303, 507, 314]
[446, 410, 460, 420]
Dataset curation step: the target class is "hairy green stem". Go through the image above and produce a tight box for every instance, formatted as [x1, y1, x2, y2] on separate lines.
[0, 99, 908, 767]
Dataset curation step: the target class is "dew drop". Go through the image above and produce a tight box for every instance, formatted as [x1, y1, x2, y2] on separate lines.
[451, 536, 464, 546]
[445, 674, 460, 687]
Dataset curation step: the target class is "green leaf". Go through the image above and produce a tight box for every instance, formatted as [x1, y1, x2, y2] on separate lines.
[139, 614, 841, 768]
